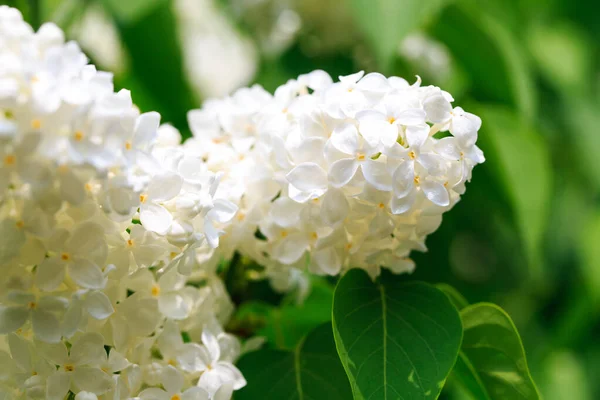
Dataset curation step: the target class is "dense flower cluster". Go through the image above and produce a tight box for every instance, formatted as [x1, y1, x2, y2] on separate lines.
[0, 4, 484, 399]
[187, 70, 484, 283]
[0, 7, 244, 400]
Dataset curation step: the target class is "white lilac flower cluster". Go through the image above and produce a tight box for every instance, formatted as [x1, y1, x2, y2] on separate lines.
[187, 70, 484, 284]
[0, 7, 245, 400]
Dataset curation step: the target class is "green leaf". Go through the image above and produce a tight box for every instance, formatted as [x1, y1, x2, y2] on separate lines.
[562, 96, 600, 191]
[432, 5, 537, 120]
[434, 285, 490, 399]
[332, 269, 463, 399]
[476, 106, 551, 281]
[452, 352, 492, 400]
[236, 322, 353, 400]
[541, 351, 591, 400]
[458, 303, 540, 400]
[527, 21, 593, 95]
[103, 0, 168, 24]
[103, 0, 197, 133]
[436, 283, 469, 311]
[348, 0, 447, 70]
[233, 278, 334, 349]
[579, 212, 600, 304]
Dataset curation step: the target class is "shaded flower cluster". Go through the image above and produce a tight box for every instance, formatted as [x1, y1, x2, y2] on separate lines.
[0, 7, 244, 400]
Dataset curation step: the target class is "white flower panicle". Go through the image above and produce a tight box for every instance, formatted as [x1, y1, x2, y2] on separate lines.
[0, 4, 485, 399]
[0, 7, 245, 400]
[187, 70, 484, 283]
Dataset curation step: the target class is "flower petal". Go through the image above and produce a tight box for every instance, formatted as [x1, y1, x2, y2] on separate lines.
[139, 388, 169, 400]
[177, 343, 210, 372]
[390, 191, 416, 214]
[330, 123, 359, 155]
[207, 199, 238, 224]
[422, 180, 450, 206]
[69, 258, 105, 290]
[272, 233, 309, 265]
[35, 257, 66, 292]
[286, 162, 328, 193]
[0, 306, 27, 335]
[162, 365, 184, 394]
[46, 371, 71, 400]
[271, 197, 304, 228]
[357, 110, 387, 147]
[182, 386, 210, 400]
[140, 203, 173, 235]
[85, 291, 114, 320]
[69, 332, 106, 366]
[158, 293, 190, 320]
[423, 94, 452, 123]
[201, 330, 221, 363]
[8, 333, 31, 372]
[405, 124, 429, 148]
[320, 187, 349, 225]
[395, 108, 426, 125]
[329, 158, 359, 188]
[147, 172, 183, 202]
[310, 247, 341, 275]
[362, 159, 392, 191]
[391, 161, 415, 198]
[32, 309, 62, 343]
[72, 366, 114, 395]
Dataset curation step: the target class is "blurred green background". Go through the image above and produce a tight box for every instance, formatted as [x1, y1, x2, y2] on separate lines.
[4, 0, 600, 398]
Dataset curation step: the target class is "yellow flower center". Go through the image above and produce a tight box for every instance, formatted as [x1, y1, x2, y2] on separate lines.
[61, 252, 71, 261]
[64, 364, 74, 372]
[27, 302, 37, 310]
[15, 220, 25, 229]
[388, 117, 396, 124]
[124, 140, 132, 150]
[30, 119, 41, 130]
[408, 151, 416, 160]
[171, 395, 181, 400]
[236, 212, 245, 221]
[151, 284, 161, 297]
[74, 131, 84, 141]
[357, 153, 366, 161]
[127, 239, 134, 248]
[139, 194, 147, 203]
[168, 359, 177, 366]
[3, 154, 15, 166]
[413, 176, 420, 185]
[378, 202, 385, 209]
[310, 232, 318, 240]
[170, 251, 178, 259]
[280, 230, 288, 238]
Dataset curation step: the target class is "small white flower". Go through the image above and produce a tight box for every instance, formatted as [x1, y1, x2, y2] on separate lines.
[40, 333, 114, 399]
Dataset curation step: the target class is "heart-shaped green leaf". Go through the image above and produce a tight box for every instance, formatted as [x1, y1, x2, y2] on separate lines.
[332, 269, 463, 399]
[236, 322, 352, 399]
[457, 303, 541, 400]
